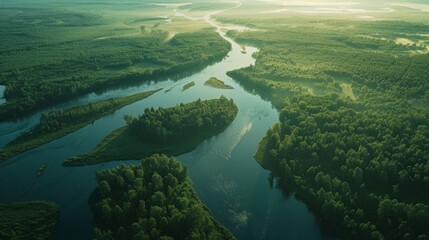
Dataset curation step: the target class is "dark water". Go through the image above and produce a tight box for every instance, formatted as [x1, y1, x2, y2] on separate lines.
[0, 22, 339, 240]
[0, 85, 5, 105]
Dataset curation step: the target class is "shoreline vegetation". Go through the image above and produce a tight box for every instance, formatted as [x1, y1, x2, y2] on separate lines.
[204, 77, 234, 89]
[226, 16, 429, 240]
[0, 5, 232, 122]
[0, 201, 59, 240]
[0, 89, 161, 162]
[92, 154, 236, 239]
[182, 81, 195, 91]
[255, 95, 429, 240]
[0, 42, 229, 121]
[64, 97, 238, 166]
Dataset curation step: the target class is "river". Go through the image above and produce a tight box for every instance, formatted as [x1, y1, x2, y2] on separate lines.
[0, 85, 5, 105]
[0, 7, 339, 240]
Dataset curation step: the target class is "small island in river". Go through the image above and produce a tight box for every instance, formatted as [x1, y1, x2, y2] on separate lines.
[0, 89, 161, 162]
[182, 81, 195, 91]
[204, 77, 234, 89]
[36, 164, 46, 177]
[63, 96, 238, 166]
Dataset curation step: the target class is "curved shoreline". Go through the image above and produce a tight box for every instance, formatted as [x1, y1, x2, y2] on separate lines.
[0, 3, 339, 240]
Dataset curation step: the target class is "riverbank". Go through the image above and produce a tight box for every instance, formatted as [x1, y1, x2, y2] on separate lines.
[0, 89, 161, 163]
[0, 4, 231, 122]
[91, 154, 236, 239]
[64, 97, 238, 166]
[0, 2, 340, 240]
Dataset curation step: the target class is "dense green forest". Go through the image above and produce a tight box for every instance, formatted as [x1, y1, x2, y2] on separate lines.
[0, 7, 230, 121]
[0, 89, 160, 162]
[127, 96, 237, 144]
[92, 154, 236, 240]
[0, 201, 59, 239]
[2, 1, 429, 240]
[64, 97, 238, 166]
[256, 94, 429, 240]
[225, 17, 429, 240]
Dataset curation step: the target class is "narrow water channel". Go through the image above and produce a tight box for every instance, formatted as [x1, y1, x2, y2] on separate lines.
[0, 7, 339, 240]
[0, 85, 5, 105]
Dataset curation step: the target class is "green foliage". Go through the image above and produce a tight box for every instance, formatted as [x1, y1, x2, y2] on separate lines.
[129, 96, 237, 144]
[258, 94, 429, 239]
[0, 89, 160, 162]
[182, 81, 195, 92]
[227, 19, 429, 107]
[92, 154, 235, 240]
[0, 201, 59, 240]
[64, 97, 238, 166]
[0, 7, 231, 121]
[226, 16, 429, 240]
[204, 77, 234, 90]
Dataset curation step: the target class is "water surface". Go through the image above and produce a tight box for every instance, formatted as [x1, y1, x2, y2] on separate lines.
[0, 12, 339, 240]
[0, 85, 5, 105]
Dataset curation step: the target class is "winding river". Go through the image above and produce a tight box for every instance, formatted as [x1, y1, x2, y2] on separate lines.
[0, 7, 339, 240]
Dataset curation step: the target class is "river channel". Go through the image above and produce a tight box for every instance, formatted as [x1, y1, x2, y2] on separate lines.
[0, 85, 5, 105]
[0, 9, 339, 240]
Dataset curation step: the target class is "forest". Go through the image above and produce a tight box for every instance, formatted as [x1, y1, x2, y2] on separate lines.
[0, 89, 160, 162]
[225, 15, 429, 240]
[127, 96, 237, 145]
[2, 1, 429, 240]
[64, 97, 238, 166]
[0, 201, 59, 240]
[92, 154, 235, 240]
[226, 18, 429, 107]
[256, 94, 429, 240]
[0, 6, 230, 121]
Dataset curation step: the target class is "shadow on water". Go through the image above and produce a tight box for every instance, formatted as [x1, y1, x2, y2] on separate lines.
[274, 177, 341, 239]
[92, 57, 226, 95]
